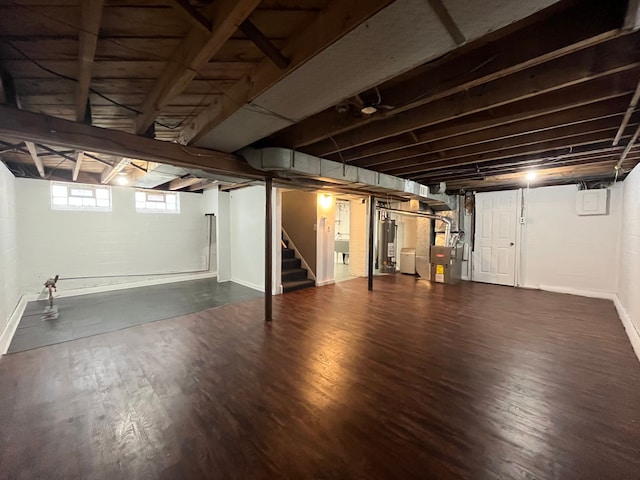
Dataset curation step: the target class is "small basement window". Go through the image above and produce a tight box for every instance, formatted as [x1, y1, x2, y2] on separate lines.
[50, 182, 112, 212]
[135, 190, 180, 213]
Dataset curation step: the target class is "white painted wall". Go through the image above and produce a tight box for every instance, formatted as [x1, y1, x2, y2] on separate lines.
[0, 163, 20, 341]
[16, 178, 212, 294]
[618, 164, 640, 358]
[229, 186, 265, 291]
[316, 193, 336, 286]
[228, 185, 280, 293]
[349, 198, 368, 277]
[518, 184, 623, 295]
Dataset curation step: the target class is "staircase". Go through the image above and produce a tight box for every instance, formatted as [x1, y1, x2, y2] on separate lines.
[281, 238, 315, 293]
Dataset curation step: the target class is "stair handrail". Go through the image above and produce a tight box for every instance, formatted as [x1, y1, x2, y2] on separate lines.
[281, 227, 317, 281]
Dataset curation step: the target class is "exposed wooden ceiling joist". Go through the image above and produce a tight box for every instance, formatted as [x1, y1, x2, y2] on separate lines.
[0, 105, 263, 179]
[177, 0, 396, 145]
[134, 0, 262, 135]
[24, 141, 45, 178]
[299, 40, 640, 157]
[238, 19, 289, 69]
[336, 99, 631, 165]
[75, 0, 104, 122]
[169, 0, 212, 33]
[72, 150, 84, 181]
[168, 175, 202, 191]
[269, 1, 628, 150]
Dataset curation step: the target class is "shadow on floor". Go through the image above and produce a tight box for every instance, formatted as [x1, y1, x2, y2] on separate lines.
[8, 278, 263, 354]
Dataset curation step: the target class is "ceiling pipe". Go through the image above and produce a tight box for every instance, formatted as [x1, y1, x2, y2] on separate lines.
[613, 78, 640, 146]
[377, 205, 453, 246]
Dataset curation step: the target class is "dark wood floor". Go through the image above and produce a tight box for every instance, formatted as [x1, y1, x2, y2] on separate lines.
[1, 276, 639, 479]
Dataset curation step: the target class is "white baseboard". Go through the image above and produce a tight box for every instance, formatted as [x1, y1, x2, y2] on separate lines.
[533, 284, 616, 301]
[522, 284, 639, 364]
[614, 295, 640, 363]
[316, 279, 335, 287]
[0, 295, 29, 355]
[230, 277, 264, 293]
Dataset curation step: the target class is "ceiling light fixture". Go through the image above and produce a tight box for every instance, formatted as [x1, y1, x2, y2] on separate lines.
[360, 105, 378, 115]
[116, 172, 129, 186]
[526, 171, 537, 181]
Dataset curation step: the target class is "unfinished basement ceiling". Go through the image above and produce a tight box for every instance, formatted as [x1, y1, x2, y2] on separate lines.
[193, 0, 560, 153]
[0, 0, 638, 193]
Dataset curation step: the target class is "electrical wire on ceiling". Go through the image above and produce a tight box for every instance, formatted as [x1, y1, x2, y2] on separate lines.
[6, 1, 296, 133]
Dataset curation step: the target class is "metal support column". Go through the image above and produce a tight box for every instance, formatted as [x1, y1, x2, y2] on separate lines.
[265, 177, 273, 322]
[368, 195, 375, 291]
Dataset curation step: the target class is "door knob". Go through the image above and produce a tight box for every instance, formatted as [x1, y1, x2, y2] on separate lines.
[510, 242, 514, 246]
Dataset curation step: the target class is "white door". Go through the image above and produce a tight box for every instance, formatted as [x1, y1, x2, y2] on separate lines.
[473, 190, 518, 286]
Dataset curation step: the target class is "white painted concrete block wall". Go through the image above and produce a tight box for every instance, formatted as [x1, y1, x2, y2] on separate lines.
[16, 179, 211, 293]
[520, 184, 623, 295]
[0, 163, 19, 337]
[618, 164, 640, 343]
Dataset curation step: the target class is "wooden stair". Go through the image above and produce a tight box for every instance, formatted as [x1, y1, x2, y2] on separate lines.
[281, 239, 315, 293]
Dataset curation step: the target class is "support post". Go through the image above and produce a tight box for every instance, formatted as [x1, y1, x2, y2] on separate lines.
[265, 177, 273, 322]
[368, 195, 375, 291]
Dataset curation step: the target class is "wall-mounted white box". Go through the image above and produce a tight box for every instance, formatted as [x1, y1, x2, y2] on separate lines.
[575, 189, 609, 216]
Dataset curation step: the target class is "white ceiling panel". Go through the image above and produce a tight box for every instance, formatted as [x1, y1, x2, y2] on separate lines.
[193, 105, 293, 153]
[443, 0, 560, 40]
[254, 0, 454, 122]
[195, 0, 562, 153]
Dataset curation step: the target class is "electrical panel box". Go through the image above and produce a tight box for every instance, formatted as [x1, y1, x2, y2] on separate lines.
[575, 189, 608, 216]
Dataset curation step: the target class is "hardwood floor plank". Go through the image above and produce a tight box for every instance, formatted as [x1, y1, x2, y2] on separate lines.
[0, 276, 639, 479]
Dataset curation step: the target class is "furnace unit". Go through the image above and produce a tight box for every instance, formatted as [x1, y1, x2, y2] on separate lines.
[430, 246, 463, 284]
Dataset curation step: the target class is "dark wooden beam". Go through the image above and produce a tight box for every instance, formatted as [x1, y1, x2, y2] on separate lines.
[364, 117, 635, 172]
[428, 0, 465, 45]
[135, 0, 261, 134]
[178, 0, 396, 145]
[392, 130, 627, 177]
[169, 0, 211, 32]
[331, 98, 631, 164]
[301, 39, 640, 156]
[0, 105, 264, 179]
[409, 140, 635, 182]
[76, 0, 104, 122]
[269, 1, 628, 149]
[238, 19, 289, 69]
[304, 69, 640, 157]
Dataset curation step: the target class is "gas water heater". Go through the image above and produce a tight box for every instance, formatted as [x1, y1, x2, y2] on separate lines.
[378, 217, 397, 273]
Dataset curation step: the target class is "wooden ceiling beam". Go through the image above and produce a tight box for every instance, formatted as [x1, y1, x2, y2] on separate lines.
[360, 116, 635, 171]
[178, 0, 396, 145]
[238, 19, 289, 69]
[269, 1, 628, 149]
[24, 142, 45, 178]
[406, 135, 631, 179]
[415, 148, 640, 182]
[331, 98, 631, 164]
[135, 0, 261, 135]
[169, 0, 211, 32]
[75, 0, 104, 122]
[168, 175, 202, 191]
[101, 157, 129, 184]
[0, 105, 263, 179]
[303, 40, 640, 157]
[187, 179, 216, 192]
[73, 151, 84, 181]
